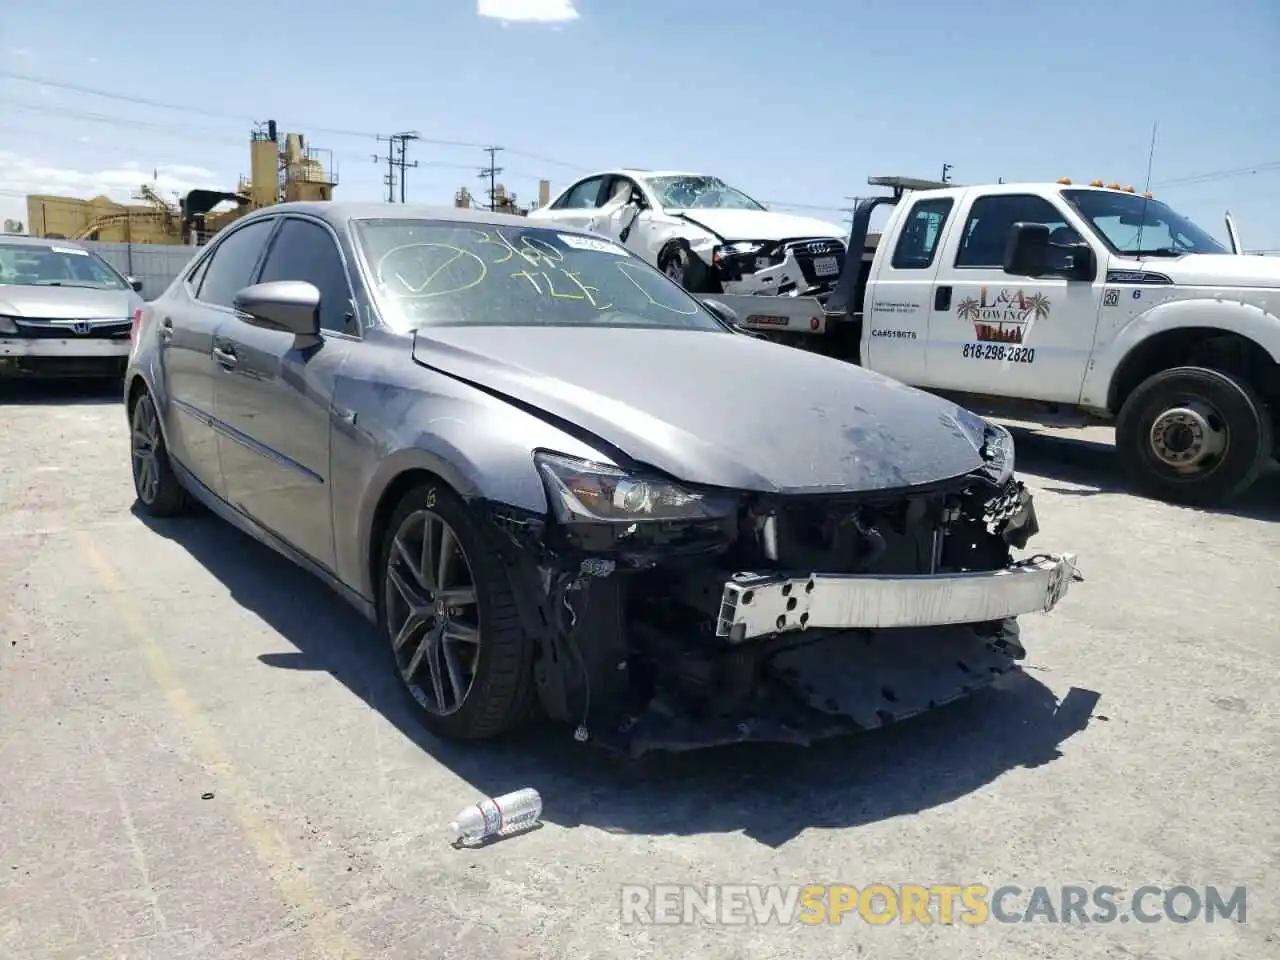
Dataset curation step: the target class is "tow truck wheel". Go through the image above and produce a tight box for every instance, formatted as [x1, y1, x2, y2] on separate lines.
[659, 244, 713, 293]
[1115, 365, 1272, 507]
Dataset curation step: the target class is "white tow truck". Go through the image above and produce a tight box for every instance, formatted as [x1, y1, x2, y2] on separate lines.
[693, 175, 1279, 507]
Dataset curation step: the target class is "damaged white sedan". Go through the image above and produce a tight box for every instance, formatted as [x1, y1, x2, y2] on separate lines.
[527, 169, 850, 301]
[125, 202, 1081, 757]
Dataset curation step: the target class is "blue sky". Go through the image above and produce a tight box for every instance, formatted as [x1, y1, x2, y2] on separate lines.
[2, 0, 1278, 250]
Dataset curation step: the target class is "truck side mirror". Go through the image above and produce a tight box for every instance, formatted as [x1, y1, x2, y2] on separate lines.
[1065, 243, 1097, 281]
[1004, 222, 1050, 276]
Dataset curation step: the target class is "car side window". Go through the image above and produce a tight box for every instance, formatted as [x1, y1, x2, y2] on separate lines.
[185, 250, 213, 294]
[891, 197, 953, 269]
[256, 218, 355, 334]
[196, 219, 276, 307]
[555, 177, 605, 210]
[955, 194, 1071, 269]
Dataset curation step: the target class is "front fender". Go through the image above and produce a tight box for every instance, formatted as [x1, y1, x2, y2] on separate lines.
[338, 371, 615, 601]
[1080, 295, 1280, 409]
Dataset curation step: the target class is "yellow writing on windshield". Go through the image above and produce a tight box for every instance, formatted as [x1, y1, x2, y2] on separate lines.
[373, 227, 703, 317]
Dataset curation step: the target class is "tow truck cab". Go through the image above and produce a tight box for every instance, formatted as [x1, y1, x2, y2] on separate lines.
[703, 176, 1280, 507]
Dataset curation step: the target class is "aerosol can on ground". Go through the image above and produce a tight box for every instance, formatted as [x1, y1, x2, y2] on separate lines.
[449, 788, 542, 846]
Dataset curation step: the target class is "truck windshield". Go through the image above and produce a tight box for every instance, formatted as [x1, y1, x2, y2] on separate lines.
[644, 175, 767, 211]
[0, 242, 130, 290]
[1061, 190, 1227, 257]
[353, 219, 729, 333]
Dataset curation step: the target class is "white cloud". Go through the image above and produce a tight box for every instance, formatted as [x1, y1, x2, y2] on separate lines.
[0, 151, 224, 225]
[10, 48, 32, 58]
[477, 0, 578, 23]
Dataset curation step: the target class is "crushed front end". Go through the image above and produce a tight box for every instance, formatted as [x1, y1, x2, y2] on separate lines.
[482, 432, 1080, 756]
[709, 237, 847, 299]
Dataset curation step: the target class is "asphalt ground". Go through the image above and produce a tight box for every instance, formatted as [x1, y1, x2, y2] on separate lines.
[1, 378, 1277, 960]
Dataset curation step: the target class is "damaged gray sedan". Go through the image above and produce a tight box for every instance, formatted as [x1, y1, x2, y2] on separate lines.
[124, 202, 1080, 755]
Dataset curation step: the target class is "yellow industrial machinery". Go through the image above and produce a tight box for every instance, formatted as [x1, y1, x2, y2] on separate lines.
[25, 120, 338, 246]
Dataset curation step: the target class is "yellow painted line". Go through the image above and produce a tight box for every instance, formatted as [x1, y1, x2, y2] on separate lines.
[74, 529, 365, 960]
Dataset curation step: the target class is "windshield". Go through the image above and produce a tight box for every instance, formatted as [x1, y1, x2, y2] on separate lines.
[0, 242, 130, 290]
[1062, 189, 1228, 257]
[644, 175, 767, 211]
[353, 219, 729, 333]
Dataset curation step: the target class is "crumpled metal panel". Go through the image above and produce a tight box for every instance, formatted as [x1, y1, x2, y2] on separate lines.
[768, 626, 1020, 731]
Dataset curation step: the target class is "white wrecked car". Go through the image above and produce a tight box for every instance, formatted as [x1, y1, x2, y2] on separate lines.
[528, 169, 848, 298]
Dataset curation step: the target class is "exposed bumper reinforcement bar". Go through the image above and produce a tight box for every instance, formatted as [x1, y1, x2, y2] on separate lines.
[716, 552, 1081, 642]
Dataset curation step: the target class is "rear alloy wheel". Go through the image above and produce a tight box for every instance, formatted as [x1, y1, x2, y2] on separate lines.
[130, 389, 190, 517]
[1115, 365, 1272, 507]
[379, 484, 537, 740]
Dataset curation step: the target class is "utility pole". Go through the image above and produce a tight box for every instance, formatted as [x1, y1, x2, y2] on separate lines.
[479, 146, 504, 211]
[940, 163, 954, 184]
[841, 195, 863, 226]
[374, 132, 421, 202]
[373, 136, 397, 202]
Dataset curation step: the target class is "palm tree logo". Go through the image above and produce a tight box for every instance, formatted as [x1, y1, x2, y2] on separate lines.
[957, 297, 981, 322]
[1022, 292, 1051, 322]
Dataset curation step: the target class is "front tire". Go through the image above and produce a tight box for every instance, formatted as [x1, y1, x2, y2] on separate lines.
[378, 483, 538, 741]
[659, 244, 716, 293]
[129, 389, 191, 517]
[1115, 365, 1272, 506]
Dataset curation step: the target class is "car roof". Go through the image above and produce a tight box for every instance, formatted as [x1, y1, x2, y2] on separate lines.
[235, 201, 586, 233]
[0, 234, 91, 250]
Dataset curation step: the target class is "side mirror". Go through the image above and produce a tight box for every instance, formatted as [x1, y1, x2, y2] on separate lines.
[126, 276, 144, 293]
[1065, 243, 1097, 281]
[1003, 222, 1050, 276]
[233, 281, 321, 337]
[701, 297, 741, 328]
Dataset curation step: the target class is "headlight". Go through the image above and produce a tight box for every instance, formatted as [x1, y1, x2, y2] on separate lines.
[0, 315, 17, 335]
[979, 423, 1016, 486]
[534, 452, 735, 523]
[717, 241, 768, 257]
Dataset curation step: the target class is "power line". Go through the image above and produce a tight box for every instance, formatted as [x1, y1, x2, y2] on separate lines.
[478, 146, 503, 211]
[0, 70, 588, 171]
[1152, 160, 1280, 189]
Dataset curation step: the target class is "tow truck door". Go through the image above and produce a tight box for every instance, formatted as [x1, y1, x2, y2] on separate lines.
[862, 194, 957, 383]
[920, 190, 1103, 403]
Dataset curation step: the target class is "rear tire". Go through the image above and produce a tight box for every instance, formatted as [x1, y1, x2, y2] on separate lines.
[1115, 365, 1271, 506]
[129, 389, 191, 517]
[377, 482, 539, 742]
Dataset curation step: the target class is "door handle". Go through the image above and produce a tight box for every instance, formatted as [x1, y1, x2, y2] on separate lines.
[212, 345, 238, 369]
[159, 317, 173, 341]
[934, 285, 953, 311]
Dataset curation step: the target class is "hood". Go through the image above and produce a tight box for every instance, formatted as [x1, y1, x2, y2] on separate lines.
[411, 325, 988, 494]
[0, 284, 140, 320]
[1133, 253, 1280, 290]
[670, 208, 847, 244]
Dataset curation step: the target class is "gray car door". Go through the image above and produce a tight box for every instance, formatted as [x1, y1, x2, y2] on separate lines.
[160, 218, 277, 498]
[212, 215, 358, 573]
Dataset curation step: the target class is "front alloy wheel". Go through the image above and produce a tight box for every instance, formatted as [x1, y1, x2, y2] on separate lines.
[385, 509, 482, 716]
[379, 484, 539, 741]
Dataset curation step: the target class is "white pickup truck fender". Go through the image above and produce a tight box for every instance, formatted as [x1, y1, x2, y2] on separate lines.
[1080, 294, 1280, 411]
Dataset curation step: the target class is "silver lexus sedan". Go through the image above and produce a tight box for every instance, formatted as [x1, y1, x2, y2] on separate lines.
[1, 234, 145, 379]
[123, 201, 1079, 756]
